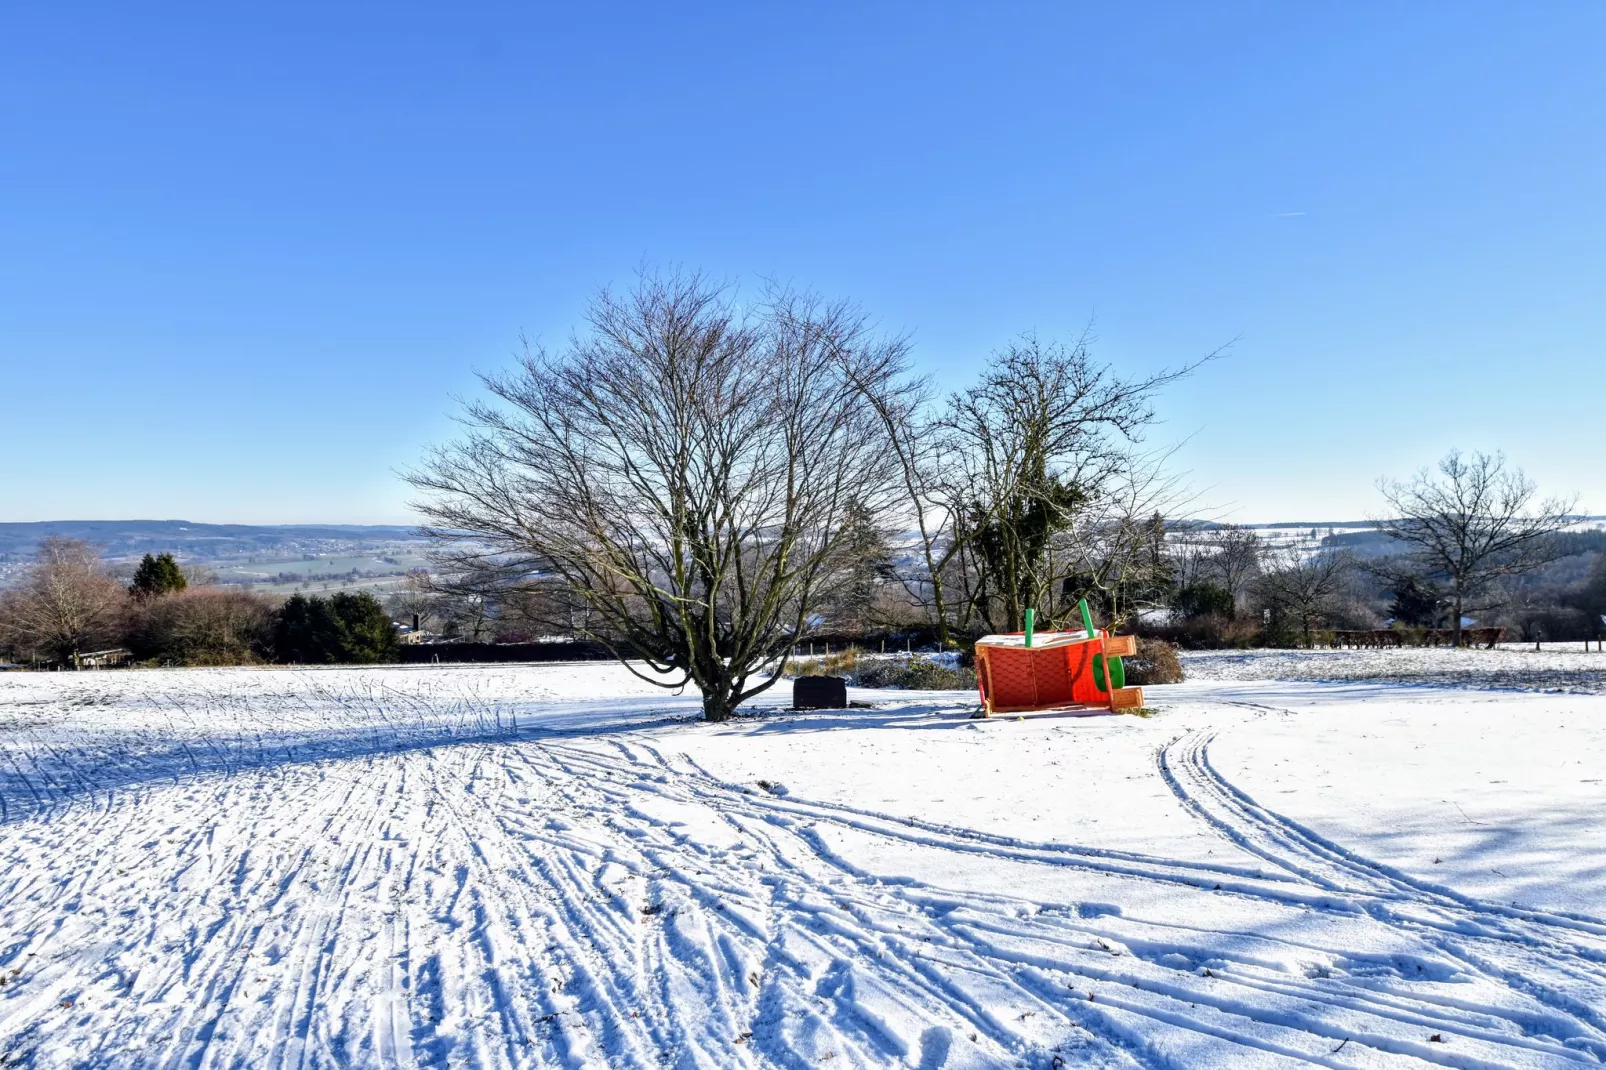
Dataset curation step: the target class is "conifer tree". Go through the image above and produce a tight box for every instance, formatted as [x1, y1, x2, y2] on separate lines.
[130, 553, 188, 597]
[829, 498, 897, 633]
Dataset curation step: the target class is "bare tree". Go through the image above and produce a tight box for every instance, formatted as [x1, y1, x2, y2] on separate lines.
[1254, 547, 1353, 648]
[384, 569, 441, 631]
[945, 331, 1214, 633]
[840, 360, 970, 647]
[407, 271, 902, 720]
[1201, 524, 1264, 607]
[434, 585, 494, 641]
[1164, 527, 1214, 592]
[1376, 450, 1577, 647]
[1053, 447, 1194, 629]
[0, 537, 127, 664]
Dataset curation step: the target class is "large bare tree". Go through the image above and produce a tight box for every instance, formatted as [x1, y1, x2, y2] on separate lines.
[0, 537, 127, 664]
[943, 332, 1213, 634]
[1377, 450, 1577, 647]
[407, 272, 903, 720]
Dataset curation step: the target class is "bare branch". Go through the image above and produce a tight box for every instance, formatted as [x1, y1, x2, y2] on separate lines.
[1375, 450, 1579, 645]
[405, 270, 902, 720]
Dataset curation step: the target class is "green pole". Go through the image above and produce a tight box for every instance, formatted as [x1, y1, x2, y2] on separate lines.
[1080, 597, 1103, 688]
[1024, 607, 1035, 648]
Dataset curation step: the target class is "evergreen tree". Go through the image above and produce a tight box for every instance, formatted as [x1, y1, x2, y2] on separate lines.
[1172, 581, 1236, 619]
[272, 591, 396, 663]
[130, 552, 188, 597]
[1388, 575, 1442, 628]
[328, 591, 398, 663]
[829, 499, 897, 632]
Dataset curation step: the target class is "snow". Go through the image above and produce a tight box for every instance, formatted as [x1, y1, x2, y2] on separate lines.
[3, 660, 1606, 1067]
[1183, 646, 1606, 694]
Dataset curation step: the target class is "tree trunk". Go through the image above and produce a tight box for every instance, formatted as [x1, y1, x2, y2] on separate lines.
[916, 536, 952, 649]
[701, 685, 740, 722]
[928, 574, 951, 650]
[1452, 589, 1464, 649]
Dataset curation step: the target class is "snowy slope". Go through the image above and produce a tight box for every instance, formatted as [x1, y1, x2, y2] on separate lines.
[2, 664, 1605, 1067]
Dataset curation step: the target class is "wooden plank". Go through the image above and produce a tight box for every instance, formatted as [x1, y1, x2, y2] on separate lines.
[1109, 686, 1145, 710]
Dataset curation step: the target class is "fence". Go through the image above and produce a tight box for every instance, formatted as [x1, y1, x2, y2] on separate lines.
[1327, 628, 1505, 650]
[395, 640, 616, 664]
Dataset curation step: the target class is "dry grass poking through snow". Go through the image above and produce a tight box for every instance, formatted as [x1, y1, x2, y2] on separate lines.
[788, 648, 978, 690]
[1183, 644, 1606, 693]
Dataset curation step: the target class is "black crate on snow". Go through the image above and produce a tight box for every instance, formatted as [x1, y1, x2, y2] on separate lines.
[793, 675, 848, 710]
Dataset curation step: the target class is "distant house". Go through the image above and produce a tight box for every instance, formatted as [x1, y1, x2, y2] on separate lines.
[394, 622, 434, 645]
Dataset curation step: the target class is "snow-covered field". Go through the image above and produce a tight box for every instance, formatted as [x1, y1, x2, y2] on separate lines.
[3, 657, 1605, 1068]
[1184, 646, 1606, 694]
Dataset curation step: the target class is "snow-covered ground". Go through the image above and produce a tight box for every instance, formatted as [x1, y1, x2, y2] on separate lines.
[1183, 646, 1606, 694]
[3, 660, 1605, 1068]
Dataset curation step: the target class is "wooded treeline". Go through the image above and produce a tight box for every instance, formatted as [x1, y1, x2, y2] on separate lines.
[0, 543, 397, 667]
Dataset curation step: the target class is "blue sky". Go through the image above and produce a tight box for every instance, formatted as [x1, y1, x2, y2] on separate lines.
[3, 2, 1602, 524]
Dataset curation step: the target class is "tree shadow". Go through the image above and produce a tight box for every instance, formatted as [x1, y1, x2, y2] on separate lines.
[0, 682, 1140, 823]
[732, 686, 1134, 737]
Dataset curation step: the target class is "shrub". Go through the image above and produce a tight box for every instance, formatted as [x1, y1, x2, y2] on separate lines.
[1142, 613, 1263, 650]
[786, 648, 977, 690]
[1123, 637, 1184, 685]
[1171, 582, 1235, 620]
[129, 587, 277, 665]
[789, 648, 862, 678]
[857, 656, 976, 691]
[273, 592, 397, 664]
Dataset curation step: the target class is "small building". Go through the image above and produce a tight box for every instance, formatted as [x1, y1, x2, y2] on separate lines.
[74, 648, 134, 670]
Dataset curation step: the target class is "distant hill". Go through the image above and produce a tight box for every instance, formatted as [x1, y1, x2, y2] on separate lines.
[0, 520, 425, 562]
[0, 521, 437, 598]
[5, 515, 1599, 596]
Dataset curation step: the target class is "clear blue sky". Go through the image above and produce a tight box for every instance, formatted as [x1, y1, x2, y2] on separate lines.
[3, 2, 1602, 524]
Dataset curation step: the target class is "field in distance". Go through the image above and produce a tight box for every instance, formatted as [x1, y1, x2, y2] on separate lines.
[0, 520, 436, 597]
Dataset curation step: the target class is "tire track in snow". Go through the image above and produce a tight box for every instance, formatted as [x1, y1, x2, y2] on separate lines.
[1160, 727, 1606, 1059]
[513, 742, 1119, 1066]
[521, 739, 1601, 1067]
[7, 670, 1606, 1067]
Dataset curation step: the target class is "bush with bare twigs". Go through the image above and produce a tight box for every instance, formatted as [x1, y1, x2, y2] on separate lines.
[0, 537, 127, 664]
[787, 648, 977, 691]
[1123, 637, 1184, 685]
[127, 586, 279, 665]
